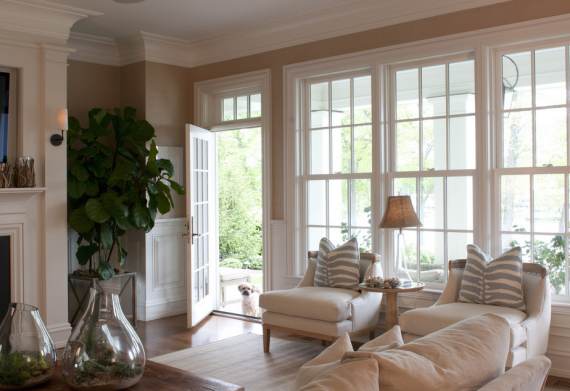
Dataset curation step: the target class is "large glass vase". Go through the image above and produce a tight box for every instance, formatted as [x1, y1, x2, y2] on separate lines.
[0, 303, 57, 389]
[62, 289, 145, 391]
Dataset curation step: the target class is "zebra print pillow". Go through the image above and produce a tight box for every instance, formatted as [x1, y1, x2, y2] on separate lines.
[314, 237, 361, 291]
[458, 244, 526, 311]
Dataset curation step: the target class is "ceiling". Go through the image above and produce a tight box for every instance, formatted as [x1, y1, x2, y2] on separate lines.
[45, 0, 366, 42]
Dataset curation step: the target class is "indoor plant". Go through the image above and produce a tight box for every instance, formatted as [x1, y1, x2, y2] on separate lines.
[67, 107, 185, 280]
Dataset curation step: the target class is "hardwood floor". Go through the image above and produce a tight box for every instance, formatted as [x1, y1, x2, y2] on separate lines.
[136, 313, 262, 358]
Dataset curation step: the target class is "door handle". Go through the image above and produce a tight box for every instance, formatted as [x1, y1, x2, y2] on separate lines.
[184, 216, 203, 244]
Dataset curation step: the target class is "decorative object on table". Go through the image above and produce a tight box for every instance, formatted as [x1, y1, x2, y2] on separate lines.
[379, 277, 401, 289]
[0, 303, 57, 389]
[314, 237, 360, 291]
[68, 272, 137, 329]
[62, 288, 145, 391]
[378, 195, 423, 287]
[50, 108, 68, 146]
[14, 157, 35, 188]
[363, 276, 381, 288]
[0, 163, 12, 188]
[67, 107, 185, 280]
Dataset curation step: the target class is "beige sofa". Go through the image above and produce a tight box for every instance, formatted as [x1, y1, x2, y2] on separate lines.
[295, 314, 551, 391]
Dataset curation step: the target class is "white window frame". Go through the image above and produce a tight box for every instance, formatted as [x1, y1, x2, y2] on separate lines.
[285, 13, 570, 304]
[492, 38, 570, 298]
[387, 52, 479, 290]
[194, 69, 272, 292]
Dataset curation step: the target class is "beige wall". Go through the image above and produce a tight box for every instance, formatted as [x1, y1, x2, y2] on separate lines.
[68, 0, 570, 221]
[188, 0, 570, 220]
[67, 60, 121, 125]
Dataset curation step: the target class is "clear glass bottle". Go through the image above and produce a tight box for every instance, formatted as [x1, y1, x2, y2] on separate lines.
[62, 289, 145, 391]
[0, 303, 57, 389]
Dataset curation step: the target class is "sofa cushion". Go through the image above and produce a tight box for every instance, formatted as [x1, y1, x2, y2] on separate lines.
[400, 302, 527, 349]
[342, 314, 511, 391]
[259, 287, 360, 322]
[358, 325, 404, 353]
[458, 245, 526, 311]
[293, 333, 353, 390]
[314, 237, 361, 291]
[298, 358, 379, 391]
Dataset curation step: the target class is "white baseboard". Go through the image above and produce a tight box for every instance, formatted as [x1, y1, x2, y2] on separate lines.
[138, 296, 187, 321]
[48, 322, 72, 349]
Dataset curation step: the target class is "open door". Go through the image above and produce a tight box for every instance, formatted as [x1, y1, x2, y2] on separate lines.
[185, 124, 216, 328]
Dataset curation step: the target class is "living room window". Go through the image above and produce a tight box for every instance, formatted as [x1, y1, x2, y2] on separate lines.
[496, 44, 570, 296]
[389, 56, 476, 286]
[304, 72, 373, 252]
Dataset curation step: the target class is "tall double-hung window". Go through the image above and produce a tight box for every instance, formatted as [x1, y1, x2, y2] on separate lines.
[389, 56, 476, 286]
[497, 44, 570, 296]
[305, 73, 373, 252]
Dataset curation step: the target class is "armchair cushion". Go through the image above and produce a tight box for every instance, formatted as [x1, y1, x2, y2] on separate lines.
[399, 302, 527, 348]
[314, 237, 361, 291]
[458, 245, 526, 311]
[259, 286, 360, 322]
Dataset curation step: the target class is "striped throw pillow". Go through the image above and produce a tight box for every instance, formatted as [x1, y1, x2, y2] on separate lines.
[458, 244, 526, 311]
[314, 237, 361, 291]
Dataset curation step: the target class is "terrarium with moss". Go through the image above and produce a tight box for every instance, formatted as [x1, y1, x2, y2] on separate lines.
[62, 289, 145, 391]
[0, 303, 57, 389]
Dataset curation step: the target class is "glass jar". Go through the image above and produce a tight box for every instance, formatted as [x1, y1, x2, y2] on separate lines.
[62, 289, 145, 391]
[0, 303, 57, 389]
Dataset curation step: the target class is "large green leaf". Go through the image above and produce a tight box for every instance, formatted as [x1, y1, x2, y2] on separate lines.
[132, 201, 149, 229]
[78, 147, 98, 158]
[89, 108, 108, 124]
[119, 147, 138, 161]
[84, 177, 99, 196]
[156, 181, 174, 207]
[135, 144, 149, 157]
[108, 161, 134, 186]
[148, 196, 158, 222]
[129, 120, 154, 142]
[87, 164, 106, 178]
[68, 116, 81, 133]
[145, 160, 159, 176]
[117, 243, 128, 266]
[155, 192, 170, 215]
[149, 140, 158, 162]
[123, 107, 137, 122]
[167, 179, 186, 195]
[71, 161, 89, 182]
[68, 173, 86, 199]
[94, 141, 113, 156]
[69, 206, 95, 233]
[85, 199, 111, 223]
[67, 149, 79, 160]
[93, 154, 112, 170]
[101, 192, 130, 230]
[76, 244, 99, 266]
[155, 159, 174, 176]
[100, 222, 114, 250]
[97, 260, 115, 280]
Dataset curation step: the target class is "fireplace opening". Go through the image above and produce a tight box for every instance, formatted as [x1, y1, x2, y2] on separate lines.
[0, 235, 9, 318]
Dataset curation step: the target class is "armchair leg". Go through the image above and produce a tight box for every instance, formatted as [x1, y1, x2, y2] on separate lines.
[370, 331, 375, 340]
[263, 326, 271, 353]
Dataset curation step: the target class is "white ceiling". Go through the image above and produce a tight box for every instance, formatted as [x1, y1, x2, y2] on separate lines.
[45, 0, 365, 42]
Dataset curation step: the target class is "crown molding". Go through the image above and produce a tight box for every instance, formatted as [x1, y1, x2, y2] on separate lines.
[66, 0, 511, 69]
[0, 0, 101, 45]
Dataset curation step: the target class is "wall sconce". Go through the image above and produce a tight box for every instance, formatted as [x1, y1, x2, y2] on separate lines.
[51, 108, 68, 146]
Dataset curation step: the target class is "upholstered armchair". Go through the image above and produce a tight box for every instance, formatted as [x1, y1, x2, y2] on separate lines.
[259, 252, 382, 353]
[399, 259, 551, 367]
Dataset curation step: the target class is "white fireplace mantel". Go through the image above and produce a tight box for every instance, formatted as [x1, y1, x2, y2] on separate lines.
[0, 188, 46, 215]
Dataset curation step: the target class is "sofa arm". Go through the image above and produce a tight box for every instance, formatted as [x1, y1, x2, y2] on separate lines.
[297, 258, 317, 288]
[520, 276, 551, 358]
[477, 356, 551, 391]
[435, 267, 463, 306]
[349, 290, 382, 333]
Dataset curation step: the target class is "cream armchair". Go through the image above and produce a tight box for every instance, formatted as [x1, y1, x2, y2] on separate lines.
[259, 252, 382, 353]
[399, 259, 551, 367]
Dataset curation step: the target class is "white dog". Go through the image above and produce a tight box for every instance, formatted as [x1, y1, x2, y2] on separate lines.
[237, 282, 262, 317]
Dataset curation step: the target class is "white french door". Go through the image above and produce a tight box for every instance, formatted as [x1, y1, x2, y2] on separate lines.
[185, 124, 217, 328]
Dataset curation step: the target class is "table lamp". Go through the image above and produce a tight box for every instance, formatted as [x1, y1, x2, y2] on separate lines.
[378, 195, 422, 286]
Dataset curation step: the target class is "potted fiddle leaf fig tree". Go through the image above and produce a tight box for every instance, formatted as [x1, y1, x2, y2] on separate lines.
[67, 107, 185, 280]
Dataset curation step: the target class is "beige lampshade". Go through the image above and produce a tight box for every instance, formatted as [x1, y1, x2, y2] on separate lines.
[378, 195, 423, 229]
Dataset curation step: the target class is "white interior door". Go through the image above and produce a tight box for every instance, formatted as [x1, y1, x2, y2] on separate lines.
[186, 124, 216, 328]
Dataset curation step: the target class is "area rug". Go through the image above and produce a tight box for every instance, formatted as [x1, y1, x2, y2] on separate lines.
[149, 333, 325, 391]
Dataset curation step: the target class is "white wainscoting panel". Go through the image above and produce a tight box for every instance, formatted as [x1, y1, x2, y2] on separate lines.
[270, 220, 295, 291]
[142, 218, 187, 321]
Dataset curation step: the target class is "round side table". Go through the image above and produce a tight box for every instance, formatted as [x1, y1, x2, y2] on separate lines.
[359, 282, 425, 332]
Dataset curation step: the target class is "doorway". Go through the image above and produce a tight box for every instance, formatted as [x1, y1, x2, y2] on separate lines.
[216, 127, 263, 316]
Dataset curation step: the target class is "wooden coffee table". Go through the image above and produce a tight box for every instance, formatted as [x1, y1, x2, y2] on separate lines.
[360, 282, 425, 332]
[35, 360, 244, 391]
